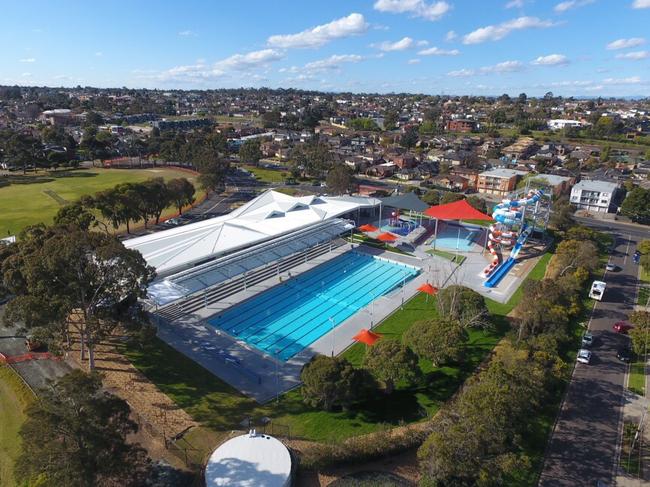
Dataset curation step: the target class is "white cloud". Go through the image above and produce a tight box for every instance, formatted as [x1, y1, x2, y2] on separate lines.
[19, 58, 36, 63]
[463, 17, 557, 44]
[632, 0, 650, 8]
[21, 72, 31, 77]
[584, 85, 604, 92]
[616, 50, 650, 60]
[603, 76, 642, 84]
[377, 37, 414, 51]
[373, 0, 451, 21]
[304, 54, 364, 72]
[505, 0, 525, 7]
[606, 37, 645, 50]
[178, 30, 197, 37]
[408, 58, 421, 64]
[445, 30, 457, 41]
[531, 54, 569, 65]
[549, 79, 594, 87]
[480, 60, 524, 73]
[417, 46, 460, 56]
[447, 68, 475, 77]
[267, 13, 368, 48]
[554, 0, 594, 13]
[146, 48, 284, 84]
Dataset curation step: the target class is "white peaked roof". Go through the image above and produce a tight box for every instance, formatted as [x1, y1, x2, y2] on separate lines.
[123, 190, 375, 276]
[204, 433, 292, 487]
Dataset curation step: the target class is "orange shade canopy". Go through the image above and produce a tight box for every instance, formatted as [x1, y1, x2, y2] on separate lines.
[424, 199, 493, 221]
[353, 328, 382, 346]
[376, 232, 398, 243]
[358, 223, 379, 232]
[417, 283, 439, 295]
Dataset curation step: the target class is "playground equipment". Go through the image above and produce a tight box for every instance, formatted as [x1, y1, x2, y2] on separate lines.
[384, 210, 419, 236]
[483, 188, 544, 288]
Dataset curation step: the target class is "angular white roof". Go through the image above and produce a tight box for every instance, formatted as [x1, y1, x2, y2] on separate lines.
[123, 190, 375, 276]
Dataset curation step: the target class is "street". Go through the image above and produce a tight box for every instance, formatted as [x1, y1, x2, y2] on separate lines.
[539, 218, 646, 486]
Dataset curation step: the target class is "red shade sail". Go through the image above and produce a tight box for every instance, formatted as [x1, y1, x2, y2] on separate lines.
[358, 223, 379, 232]
[417, 283, 439, 295]
[376, 232, 398, 243]
[424, 199, 493, 221]
[353, 328, 382, 346]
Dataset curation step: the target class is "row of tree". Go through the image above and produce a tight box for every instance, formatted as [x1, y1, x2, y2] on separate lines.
[54, 177, 196, 233]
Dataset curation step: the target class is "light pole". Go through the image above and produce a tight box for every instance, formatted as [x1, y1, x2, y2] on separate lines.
[369, 290, 375, 328]
[328, 317, 335, 357]
[275, 349, 280, 405]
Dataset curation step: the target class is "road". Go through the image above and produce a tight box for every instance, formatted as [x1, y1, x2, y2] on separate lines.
[539, 218, 646, 486]
[0, 306, 71, 391]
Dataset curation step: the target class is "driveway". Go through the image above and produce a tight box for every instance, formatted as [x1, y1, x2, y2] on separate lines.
[539, 220, 646, 486]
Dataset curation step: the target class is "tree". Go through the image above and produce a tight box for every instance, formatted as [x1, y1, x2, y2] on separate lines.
[53, 200, 96, 231]
[548, 239, 599, 277]
[347, 118, 379, 131]
[197, 159, 229, 196]
[549, 197, 575, 231]
[363, 340, 420, 394]
[638, 240, 650, 255]
[167, 178, 196, 215]
[326, 165, 353, 195]
[1, 227, 155, 369]
[300, 355, 374, 411]
[141, 178, 172, 225]
[403, 318, 468, 366]
[620, 187, 650, 225]
[239, 139, 262, 166]
[629, 312, 650, 357]
[421, 189, 442, 205]
[15, 370, 149, 487]
[400, 126, 419, 149]
[466, 195, 488, 214]
[384, 110, 399, 130]
[440, 192, 464, 205]
[436, 285, 489, 329]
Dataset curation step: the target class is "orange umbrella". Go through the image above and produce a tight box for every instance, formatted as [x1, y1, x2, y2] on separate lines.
[376, 232, 398, 243]
[358, 223, 379, 232]
[417, 283, 439, 295]
[353, 328, 382, 346]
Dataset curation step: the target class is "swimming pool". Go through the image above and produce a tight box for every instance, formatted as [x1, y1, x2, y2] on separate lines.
[433, 223, 481, 251]
[207, 252, 419, 361]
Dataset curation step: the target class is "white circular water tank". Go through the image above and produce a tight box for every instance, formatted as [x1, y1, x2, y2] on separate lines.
[204, 433, 292, 487]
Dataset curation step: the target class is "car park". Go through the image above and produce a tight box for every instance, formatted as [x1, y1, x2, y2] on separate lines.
[577, 349, 592, 364]
[617, 348, 632, 363]
[613, 321, 633, 334]
[581, 332, 594, 347]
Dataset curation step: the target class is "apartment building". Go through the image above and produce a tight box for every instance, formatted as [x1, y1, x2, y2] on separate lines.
[570, 180, 619, 213]
[477, 168, 528, 196]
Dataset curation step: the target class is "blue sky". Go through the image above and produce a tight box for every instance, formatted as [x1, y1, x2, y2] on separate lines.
[1, 0, 649, 96]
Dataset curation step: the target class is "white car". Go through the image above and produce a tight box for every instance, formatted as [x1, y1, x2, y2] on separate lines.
[577, 349, 592, 364]
[605, 263, 616, 272]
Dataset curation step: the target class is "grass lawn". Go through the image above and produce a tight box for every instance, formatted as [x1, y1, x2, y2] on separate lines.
[425, 249, 466, 264]
[0, 167, 201, 236]
[638, 266, 650, 306]
[243, 165, 286, 183]
[629, 361, 646, 396]
[0, 366, 35, 487]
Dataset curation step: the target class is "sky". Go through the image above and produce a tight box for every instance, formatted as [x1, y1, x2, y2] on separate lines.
[1, 0, 650, 96]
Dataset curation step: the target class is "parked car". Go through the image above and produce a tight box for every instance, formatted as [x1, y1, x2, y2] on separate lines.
[164, 217, 183, 227]
[613, 321, 633, 334]
[605, 263, 617, 272]
[581, 332, 594, 347]
[589, 280, 606, 301]
[634, 251, 641, 264]
[577, 349, 592, 364]
[617, 348, 632, 363]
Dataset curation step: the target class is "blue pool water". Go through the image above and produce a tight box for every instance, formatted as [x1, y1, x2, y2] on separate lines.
[207, 252, 419, 361]
[433, 224, 479, 251]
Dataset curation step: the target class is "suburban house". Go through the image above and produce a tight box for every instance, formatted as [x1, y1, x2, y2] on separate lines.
[477, 168, 528, 196]
[450, 167, 480, 189]
[446, 119, 477, 133]
[570, 180, 620, 213]
[503, 137, 538, 161]
[530, 174, 575, 196]
[430, 174, 469, 191]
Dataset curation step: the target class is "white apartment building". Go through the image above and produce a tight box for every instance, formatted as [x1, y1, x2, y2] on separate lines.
[570, 180, 619, 213]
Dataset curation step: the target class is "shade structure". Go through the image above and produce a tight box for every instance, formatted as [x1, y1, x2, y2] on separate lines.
[424, 199, 493, 221]
[380, 192, 429, 212]
[358, 223, 379, 232]
[417, 283, 439, 295]
[353, 328, 382, 346]
[376, 232, 398, 243]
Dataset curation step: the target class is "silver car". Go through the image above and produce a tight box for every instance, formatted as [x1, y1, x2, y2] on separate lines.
[577, 349, 592, 364]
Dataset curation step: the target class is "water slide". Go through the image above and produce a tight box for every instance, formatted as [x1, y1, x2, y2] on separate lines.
[483, 190, 542, 288]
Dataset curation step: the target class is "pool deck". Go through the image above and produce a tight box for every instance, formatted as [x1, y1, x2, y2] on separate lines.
[153, 243, 457, 403]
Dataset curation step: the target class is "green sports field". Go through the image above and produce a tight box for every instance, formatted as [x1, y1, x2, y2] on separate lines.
[0, 168, 200, 237]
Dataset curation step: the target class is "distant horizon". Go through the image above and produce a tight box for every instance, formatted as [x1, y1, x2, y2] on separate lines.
[1, 0, 649, 96]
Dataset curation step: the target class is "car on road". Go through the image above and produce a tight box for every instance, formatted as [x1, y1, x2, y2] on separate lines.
[605, 263, 617, 272]
[577, 349, 592, 364]
[613, 321, 633, 334]
[633, 250, 641, 264]
[581, 332, 594, 347]
[163, 217, 183, 227]
[617, 348, 633, 363]
[589, 280, 606, 301]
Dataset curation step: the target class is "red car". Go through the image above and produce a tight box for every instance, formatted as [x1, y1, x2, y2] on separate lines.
[613, 321, 633, 334]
